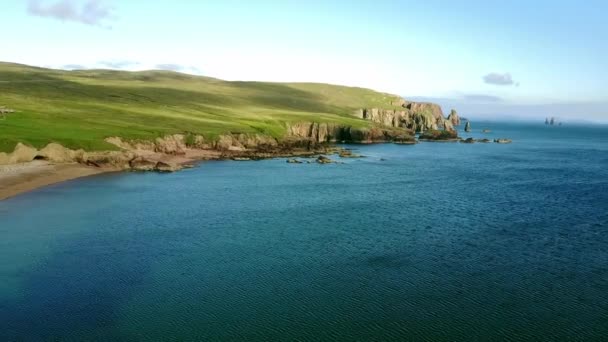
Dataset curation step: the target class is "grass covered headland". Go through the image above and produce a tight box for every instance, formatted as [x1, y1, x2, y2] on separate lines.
[0, 62, 408, 153]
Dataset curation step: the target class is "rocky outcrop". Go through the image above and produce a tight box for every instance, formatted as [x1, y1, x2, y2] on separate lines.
[447, 109, 461, 126]
[464, 121, 471, 132]
[38, 143, 86, 163]
[418, 129, 459, 141]
[358, 100, 456, 133]
[0, 143, 38, 164]
[443, 120, 455, 132]
[316, 156, 334, 164]
[129, 156, 158, 171]
[286, 122, 415, 145]
[214, 134, 278, 152]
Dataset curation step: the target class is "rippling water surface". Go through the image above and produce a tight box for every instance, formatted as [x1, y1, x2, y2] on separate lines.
[1, 122, 607, 341]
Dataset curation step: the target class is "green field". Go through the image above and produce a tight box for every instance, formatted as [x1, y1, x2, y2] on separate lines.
[0, 62, 405, 152]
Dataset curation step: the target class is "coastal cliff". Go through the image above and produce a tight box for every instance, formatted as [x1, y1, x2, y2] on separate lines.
[357, 101, 455, 133]
[286, 122, 415, 145]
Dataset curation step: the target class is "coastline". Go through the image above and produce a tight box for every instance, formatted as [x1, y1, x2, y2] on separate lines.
[0, 147, 330, 201]
[0, 161, 109, 201]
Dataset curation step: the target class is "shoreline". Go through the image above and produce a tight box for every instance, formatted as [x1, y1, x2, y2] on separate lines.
[0, 147, 333, 201]
[1, 133, 496, 201]
[0, 161, 110, 201]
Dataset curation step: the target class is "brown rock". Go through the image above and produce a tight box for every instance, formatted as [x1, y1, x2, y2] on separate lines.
[155, 161, 181, 172]
[129, 156, 157, 171]
[447, 109, 461, 126]
[316, 155, 333, 164]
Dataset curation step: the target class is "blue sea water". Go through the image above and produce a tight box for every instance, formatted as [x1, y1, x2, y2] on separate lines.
[1, 122, 607, 341]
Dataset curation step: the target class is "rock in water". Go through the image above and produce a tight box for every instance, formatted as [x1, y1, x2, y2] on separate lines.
[464, 121, 471, 132]
[155, 161, 181, 172]
[494, 138, 512, 144]
[316, 156, 333, 164]
[129, 157, 157, 171]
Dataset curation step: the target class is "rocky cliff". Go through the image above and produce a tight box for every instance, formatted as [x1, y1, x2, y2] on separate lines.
[447, 109, 461, 126]
[286, 122, 415, 145]
[357, 100, 455, 133]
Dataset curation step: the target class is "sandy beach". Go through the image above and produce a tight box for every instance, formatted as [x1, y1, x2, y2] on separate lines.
[0, 161, 107, 201]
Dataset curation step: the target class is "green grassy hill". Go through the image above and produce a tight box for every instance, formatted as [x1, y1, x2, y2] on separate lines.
[0, 62, 405, 152]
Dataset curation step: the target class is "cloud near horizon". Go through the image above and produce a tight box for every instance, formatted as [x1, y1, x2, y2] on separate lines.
[155, 64, 202, 74]
[483, 72, 517, 86]
[61, 64, 87, 70]
[27, 0, 114, 27]
[463, 94, 503, 102]
[99, 60, 140, 69]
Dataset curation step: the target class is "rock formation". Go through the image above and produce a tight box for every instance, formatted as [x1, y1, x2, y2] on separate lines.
[316, 156, 333, 164]
[464, 121, 471, 132]
[286, 122, 415, 145]
[447, 109, 461, 126]
[418, 129, 458, 141]
[0, 143, 38, 164]
[358, 100, 456, 133]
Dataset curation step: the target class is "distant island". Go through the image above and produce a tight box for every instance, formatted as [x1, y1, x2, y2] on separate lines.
[545, 117, 562, 126]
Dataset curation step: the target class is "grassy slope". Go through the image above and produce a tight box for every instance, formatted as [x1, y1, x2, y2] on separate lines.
[0, 62, 405, 152]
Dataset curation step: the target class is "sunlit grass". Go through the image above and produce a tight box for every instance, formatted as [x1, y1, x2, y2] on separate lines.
[0, 62, 404, 152]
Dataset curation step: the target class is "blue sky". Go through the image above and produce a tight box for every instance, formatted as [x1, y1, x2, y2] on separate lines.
[1, 0, 606, 121]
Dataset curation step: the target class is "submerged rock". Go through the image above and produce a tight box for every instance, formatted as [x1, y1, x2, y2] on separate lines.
[338, 150, 362, 158]
[316, 155, 334, 164]
[286, 158, 302, 164]
[461, 138, 475, 144]
[494, 138, 513, 144]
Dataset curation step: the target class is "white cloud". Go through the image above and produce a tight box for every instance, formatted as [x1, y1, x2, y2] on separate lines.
[27, 0, 114, 27]
[483, 72, 515, 86]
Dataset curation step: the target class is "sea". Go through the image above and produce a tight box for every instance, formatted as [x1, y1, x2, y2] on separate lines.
[1, 122, 607, 341]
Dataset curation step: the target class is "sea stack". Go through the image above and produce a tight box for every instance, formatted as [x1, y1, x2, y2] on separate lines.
[447, 109, 461, 126]
[464, 121, 471, 132]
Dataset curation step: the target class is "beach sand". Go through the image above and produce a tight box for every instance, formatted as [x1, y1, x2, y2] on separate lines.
[0, 161, 107, 201]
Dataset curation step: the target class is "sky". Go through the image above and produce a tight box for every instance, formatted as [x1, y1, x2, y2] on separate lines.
[1, 0, 607, 122]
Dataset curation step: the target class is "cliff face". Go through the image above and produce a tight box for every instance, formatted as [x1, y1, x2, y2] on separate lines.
[447, 109, 461, 126]
[357, 100, 455, 133]
[286, 122, 415, 145]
